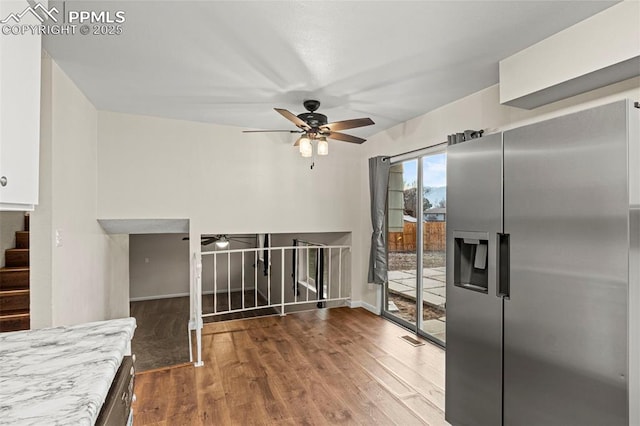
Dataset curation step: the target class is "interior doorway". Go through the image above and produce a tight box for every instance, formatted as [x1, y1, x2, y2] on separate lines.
[129, 233, 191, 372]
[384, 149, 447, 345]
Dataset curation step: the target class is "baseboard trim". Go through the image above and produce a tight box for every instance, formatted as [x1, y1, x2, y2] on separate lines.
[348, 300, 380, 315]
[130, 292, 191, 302]
[205, 287, 256, 295]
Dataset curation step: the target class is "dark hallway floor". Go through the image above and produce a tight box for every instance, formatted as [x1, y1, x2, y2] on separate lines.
[130, 291, 276, 371]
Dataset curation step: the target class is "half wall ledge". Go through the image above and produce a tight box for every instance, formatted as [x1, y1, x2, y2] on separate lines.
[98, 218, 189, 234]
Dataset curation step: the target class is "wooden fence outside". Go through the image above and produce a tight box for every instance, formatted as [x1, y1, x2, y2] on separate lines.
[388, 221, 446, 252]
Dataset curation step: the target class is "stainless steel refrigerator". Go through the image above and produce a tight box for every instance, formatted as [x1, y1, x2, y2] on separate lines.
[445, 100, 639, 426]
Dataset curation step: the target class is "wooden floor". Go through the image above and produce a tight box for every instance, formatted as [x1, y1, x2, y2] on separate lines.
[133, 307, 447, 425]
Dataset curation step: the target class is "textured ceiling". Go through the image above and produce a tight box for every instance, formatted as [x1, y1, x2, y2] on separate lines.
[44, 1, 617, 138]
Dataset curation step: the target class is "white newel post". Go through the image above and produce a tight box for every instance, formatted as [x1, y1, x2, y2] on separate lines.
[194, 254, 204, 367]
[281, 249, 286, 316]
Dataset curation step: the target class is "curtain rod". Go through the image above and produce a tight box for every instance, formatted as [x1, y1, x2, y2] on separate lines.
[382, 141, 448, 162]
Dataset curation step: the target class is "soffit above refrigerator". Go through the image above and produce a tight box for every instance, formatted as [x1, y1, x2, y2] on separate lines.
[499, 2, 640, 109]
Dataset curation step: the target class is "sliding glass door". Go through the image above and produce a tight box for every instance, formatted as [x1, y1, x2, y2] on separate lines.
[385, 159, 418, 328]
[384, 149, 447, 345]
[419, 153, 447, 343]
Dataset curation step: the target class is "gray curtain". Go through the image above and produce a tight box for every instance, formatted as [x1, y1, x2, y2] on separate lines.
[368, 156, 391, 284]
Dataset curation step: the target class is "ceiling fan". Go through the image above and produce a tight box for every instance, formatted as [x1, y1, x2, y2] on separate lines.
[243, 100, 375, 157]
[182, 234, 254, 248]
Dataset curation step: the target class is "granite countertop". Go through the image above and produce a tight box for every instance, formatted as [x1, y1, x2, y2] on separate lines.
[0, 317, 136, 426]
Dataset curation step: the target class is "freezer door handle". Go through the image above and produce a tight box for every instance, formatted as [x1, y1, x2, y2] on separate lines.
[497, 233, 510, 298]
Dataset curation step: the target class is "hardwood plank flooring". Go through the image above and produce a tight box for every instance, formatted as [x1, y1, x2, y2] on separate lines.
[133, 307, 448, 425]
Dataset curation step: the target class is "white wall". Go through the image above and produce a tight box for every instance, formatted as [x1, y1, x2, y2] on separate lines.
[96, 112, 365, 303]
[106, 234, 129, 319]
[97, 111, 363, 233]
[30, 53, 53, 328]
[30, 56, 130, 327]
[129, 233, 190, 300]
[357, 76, 640, 310]
[0, 212, 25, 267]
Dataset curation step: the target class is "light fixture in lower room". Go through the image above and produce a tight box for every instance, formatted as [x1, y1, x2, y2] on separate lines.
[215, 235, 229, 249]
[317, 137, 328, 156]
[299, 136, 312, 157]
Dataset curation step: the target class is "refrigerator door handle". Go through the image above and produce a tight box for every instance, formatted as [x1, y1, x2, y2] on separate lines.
[497, 233, 510, 298]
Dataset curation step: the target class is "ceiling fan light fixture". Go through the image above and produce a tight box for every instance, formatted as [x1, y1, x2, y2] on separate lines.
[244, 101, 374, 156]
[317, 138, 328, 156]
[215, 235, 229, 249]
[300, 136, 313, 157]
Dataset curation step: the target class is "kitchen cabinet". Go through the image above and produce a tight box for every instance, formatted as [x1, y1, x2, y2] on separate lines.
[0, 1, 41, 211]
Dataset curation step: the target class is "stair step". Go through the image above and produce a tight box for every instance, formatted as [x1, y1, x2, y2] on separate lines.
[15, 231, 29, 249]
[5, 249, 29, 267]
[0, 311, 29, 332]
[0, 267, 29, 290]
[24, 214, 29, 232]
[0, 289, 30, 313]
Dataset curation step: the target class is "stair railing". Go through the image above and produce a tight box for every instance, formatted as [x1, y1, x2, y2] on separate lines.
[189, 244, 351, 367]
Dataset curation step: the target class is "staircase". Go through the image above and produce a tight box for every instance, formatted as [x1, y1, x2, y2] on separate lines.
[0, 214, 30, 332]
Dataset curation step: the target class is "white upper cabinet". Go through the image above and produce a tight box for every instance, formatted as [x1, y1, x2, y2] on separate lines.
[0, 1, 41, 211]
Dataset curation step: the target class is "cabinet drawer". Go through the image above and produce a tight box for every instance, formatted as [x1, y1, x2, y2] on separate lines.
[96, 355, 135, 426]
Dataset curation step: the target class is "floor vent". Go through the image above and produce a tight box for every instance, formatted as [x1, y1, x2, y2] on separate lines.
[400, 335, 425, 347]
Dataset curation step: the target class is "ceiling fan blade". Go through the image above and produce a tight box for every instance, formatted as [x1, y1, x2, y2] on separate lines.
[183, 235, 214, 241]
[229, 238, 252, 245]
[201, 237, 218, 246]
[275, 108, 311, 131]
[242, 130, 303, 133]
[323, 118, 375, 132]
[327, 131, 367, 144]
